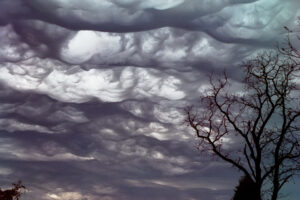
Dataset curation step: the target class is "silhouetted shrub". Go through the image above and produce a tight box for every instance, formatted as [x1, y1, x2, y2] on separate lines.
[232, 176, 261, 200]
[0, 181, 26, 200]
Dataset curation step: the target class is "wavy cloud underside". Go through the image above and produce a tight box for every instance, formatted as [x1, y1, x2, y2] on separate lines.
[0, 0, 299, 199]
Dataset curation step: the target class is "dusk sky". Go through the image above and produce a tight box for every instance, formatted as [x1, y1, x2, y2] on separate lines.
[0, 0, 300, 199]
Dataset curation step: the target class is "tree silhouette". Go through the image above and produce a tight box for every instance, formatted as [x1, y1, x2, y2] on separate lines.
[232, 176, 260, 200]
[186, 30, 300, 200]
[0, 181, 26, 200]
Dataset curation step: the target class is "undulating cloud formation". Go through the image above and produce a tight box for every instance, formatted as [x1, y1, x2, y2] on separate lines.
[0, 0, 299, 199]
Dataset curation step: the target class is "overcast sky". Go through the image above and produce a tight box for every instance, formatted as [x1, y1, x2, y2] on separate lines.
[0, 0, 300, 200]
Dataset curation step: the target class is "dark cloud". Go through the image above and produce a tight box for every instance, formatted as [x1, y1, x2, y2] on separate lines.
[0, 0, 299, 199]
[3, 0, 293, 34]
[0, 83, 239, 200]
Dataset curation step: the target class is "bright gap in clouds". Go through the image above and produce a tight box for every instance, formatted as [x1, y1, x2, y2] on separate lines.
[61, 31, 121, 64]
[61, 31, 100, 63]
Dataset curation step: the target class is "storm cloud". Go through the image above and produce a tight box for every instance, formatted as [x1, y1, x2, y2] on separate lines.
[0, 0, 299, 199]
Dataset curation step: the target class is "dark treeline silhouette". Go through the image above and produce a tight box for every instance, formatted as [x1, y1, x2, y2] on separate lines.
[0, 181, 26, 200]
[232, 176, 261, 200]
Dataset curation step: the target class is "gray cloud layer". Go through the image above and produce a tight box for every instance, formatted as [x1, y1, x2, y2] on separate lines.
[0, 0, 299, 199]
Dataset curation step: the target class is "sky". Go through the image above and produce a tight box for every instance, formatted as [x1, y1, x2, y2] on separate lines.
[0, 0, 300, 200]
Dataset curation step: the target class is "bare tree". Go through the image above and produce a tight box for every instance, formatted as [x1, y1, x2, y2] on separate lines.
[186, 32, 300, 200]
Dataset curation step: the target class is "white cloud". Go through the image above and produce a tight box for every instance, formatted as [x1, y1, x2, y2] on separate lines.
[47, 106, 89, 123]
[153, 100, 185, 124]
[0, 118, 54, 133]
[0, 25, 36, 62]
[46, 191, 91, 200]
[139, 0, 184, 10]
[61, 31, 122, 64]
[0, 58, 186, 103]
[0, 139, 94, 161]
[137, 122, 170, 141]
